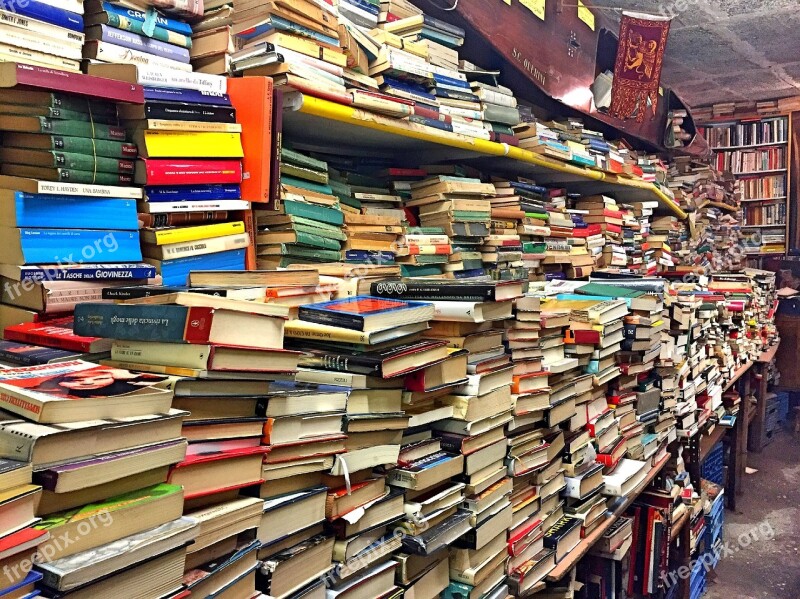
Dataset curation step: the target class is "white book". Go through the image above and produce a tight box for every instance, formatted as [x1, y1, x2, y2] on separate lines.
[0, 177, 143, 200]
[0, 9, 84, 46]
[88, 63, 228, 93]
[88, 40, 193, 72]
[150, 233, 250, 260]
[602, 458, 649, 497]
[0, 43, 80, 72]
[35, 0, 84, 14]
[0, 25, 83, 60]
[137, 200, 249, 214]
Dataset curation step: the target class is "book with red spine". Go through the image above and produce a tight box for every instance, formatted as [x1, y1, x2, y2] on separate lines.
[0, 63, 144, 104]
[4, 317, 110, 353]
[411, 105, 452, 124]
[135, 159, 243, 186]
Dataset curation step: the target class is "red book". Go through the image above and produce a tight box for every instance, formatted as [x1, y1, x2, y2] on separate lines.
[572, 224, 603, 238]
[167, 444, 268, 500]
[0, 527, 49, 559]
[412, 105, 452, 124]
[136, 159, 243, 186]
[0, 63, 144, 104]
[564, 329, 600, 345]
[404, 244, 452, 255]
[4, 317, 110, 353]
[489, 132, 520, 146]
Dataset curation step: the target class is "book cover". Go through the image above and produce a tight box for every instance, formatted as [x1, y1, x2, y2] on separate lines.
[0, 340, 92, 367]
[298, 296, 433, 331]
[3, 192, 138, 230]
[228, 77, 273, 205]
[0, 228, 141, 266]
[0, 360, 172, 422]
[0, 263, 155, 283]
[300, 339, 447, 377]
[136, 159, 243, 186]
[4, 318, 110, 353]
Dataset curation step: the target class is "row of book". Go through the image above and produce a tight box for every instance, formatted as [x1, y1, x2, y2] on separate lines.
[700, 117, 788, 148]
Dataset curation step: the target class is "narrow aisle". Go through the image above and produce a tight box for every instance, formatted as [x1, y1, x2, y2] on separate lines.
[705, 433, 800, 599]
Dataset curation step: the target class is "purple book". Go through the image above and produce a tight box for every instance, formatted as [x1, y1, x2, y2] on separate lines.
[93, 24, 191, 63]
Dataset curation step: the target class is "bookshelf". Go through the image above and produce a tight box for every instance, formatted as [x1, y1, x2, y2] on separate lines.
[282, 93, 688, 218]
[699, 115, 792, 260]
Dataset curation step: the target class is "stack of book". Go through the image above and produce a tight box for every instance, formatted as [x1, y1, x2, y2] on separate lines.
[0, 66, 158, 365]
[404, 175, 493, 278]
[84, 0, 195, 75]
[0, 0, 84, 72]
[574, 196, 624, 270]
[256, 147, 345, 269]
[116, 79, 250, 285]
[0, 359, 193, 598]
[73, 289, 306, 596]
[541, 194, 575, 281]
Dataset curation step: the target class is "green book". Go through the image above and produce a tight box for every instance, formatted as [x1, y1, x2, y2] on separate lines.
[2, 132, 138, 160]
[1, 164, 133, 186]
[0, 148, 134, 174]
[575, 283, 645, 298]
[281, 175, 334, 196]
[0, 115, 127, 141]
[281, 147, 328, 172]
[0, 104, 119, 125]
[282, 199, 344, 226]
[290, 222, 347, 242]
[523, 242, 547, 254]
[400, 264, 443, 277]
[338, 195, 362, 210]
[261, 231, 341, 251]
[453, 211, 491, 221]
[262, 244, 341, 261]
[0, 89, 118, 117]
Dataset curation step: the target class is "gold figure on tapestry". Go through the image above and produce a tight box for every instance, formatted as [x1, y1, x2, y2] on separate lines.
[624, 33, 658, 80]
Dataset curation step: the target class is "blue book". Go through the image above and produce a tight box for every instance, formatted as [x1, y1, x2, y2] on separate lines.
[94, 24, 190, 63]
[0, 340, 94, 366]
[144, 185, 242, 202]
[16, 0, 82, 33]
[343, 250, 395, 264]
[298, 295, 434, 332]
[74, 303, 213, 342]
[380, 77, 437, 103]
[8, 263, 156, 283]
[432, 73, 470, 90]
[0, 569, 42, 598]
[145, 87, 231, 106]
[408, 115, 453, 133]
[4, 229, 141, 265]
[343, 0, 379, 15]
[11, 193, 138, 230]
[101, 2, 193, 36]
[158, 249, 246, 286]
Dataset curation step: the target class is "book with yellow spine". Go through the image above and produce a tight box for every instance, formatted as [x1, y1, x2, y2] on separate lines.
[140, 221, 245, 246]
[133, 131, 245, 159]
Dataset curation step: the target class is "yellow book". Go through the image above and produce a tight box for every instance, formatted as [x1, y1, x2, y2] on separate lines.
[134, 131, 245, 159]
[284, 320, 376, 344]
[140, 221, 246, 246]
[239, 31, 347, 67]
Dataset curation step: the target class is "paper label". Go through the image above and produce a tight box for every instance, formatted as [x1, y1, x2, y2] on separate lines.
[521, 0, 545, 20]
[578, 1, 595, 30]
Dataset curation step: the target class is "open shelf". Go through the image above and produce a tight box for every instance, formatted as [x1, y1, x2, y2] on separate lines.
[282, 94, 688, 219]
[711, 141, 788, 151]
[545, 454, 670, 582]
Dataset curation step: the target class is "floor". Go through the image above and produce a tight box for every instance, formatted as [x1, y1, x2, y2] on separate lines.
[705, 432, 800, 599]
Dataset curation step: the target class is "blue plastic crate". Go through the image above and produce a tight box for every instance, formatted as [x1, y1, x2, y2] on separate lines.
[776, 391, 790, 424]
[689, 556, 707, 599]
[701, 441, 725, 487]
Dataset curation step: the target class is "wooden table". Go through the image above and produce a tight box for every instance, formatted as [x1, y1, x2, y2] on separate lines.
[750, 342, 780, 453]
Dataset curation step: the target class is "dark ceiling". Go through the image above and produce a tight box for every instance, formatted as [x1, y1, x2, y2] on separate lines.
[603, 0, 800, 108]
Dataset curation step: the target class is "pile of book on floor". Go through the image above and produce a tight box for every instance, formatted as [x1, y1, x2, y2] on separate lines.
[0, 0, 84, 72]
[0, 65, 156, 368]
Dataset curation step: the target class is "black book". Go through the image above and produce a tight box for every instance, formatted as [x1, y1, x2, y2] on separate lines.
[543, 516, 582, 562]
[100, 285, 261, 300]
[401, 511, 472, 556]
[369, 279, 522, 302]
[298, 339, 448, 378]
[120, 101, 237, 123]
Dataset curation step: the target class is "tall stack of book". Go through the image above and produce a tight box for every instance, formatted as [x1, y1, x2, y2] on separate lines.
[84, 1, 195, 75]
[574, 196, 624, 270]
[0, 66, 156, 364]
[404, 175, 493, 278]
[541, 194, 575, 280]
[256, 148, 345, 269]
[73, 289, 305, 597]
[0, 0, 84, 72]
[0, 359, 194, 598]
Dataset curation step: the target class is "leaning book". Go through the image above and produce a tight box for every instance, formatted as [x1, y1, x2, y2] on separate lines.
[0, 360, 173, 423]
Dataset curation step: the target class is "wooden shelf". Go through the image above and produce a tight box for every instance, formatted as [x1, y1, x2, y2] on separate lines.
[723, 361, 754, 393]
[545, 454, 670, 582]
[734, 169, 788, 177]
[711, 141, 788, 151]
[757, 343, 780, 363]
[699, 424, 728, 462]
[741, 196, 787, 203]
[741, 224, 787, 228]
[281, 94, 688, 219]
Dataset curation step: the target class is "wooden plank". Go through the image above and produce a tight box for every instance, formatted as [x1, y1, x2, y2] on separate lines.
[723, 361, 753, 393]
[545, 454, 670, 582]
[757, 343, 780, 363]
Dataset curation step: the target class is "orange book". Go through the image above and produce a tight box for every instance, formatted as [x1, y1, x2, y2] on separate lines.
[227, 77, 273, 204]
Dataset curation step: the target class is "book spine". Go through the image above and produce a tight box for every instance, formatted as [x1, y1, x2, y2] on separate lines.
[148, 221, 245, 245]
[43, 169, 134, 186]
[138, 200, 249, 214]
[73, 303, 210, 342]
[0, 9, 84, 45]
[88, 40, 193, 72]
[5, 325, 98, 352]
[144, 87, 230, 106]
[103, 11, 193, 49]
[144, 184, 241, 202]
[138, 211, 228, 228]
[139, 160, 243, 186]
[152, 233, 250, 259]
[44, 152, 135, 174]
[16, 0, 83, 32]
[33, 181, 142, 200]
[100, 1, 193, 36]
[14, 264, 155, 282]
[298, 307, 364, 331]
[0, 24, 83, 60]
[270, 87, 283, 209]
[124, 64, 227, 93]
[96, 24, 190, 63]
[142, 102, 236, 123]
[26, 118, 127, 142]
[0, 42, 80, 71]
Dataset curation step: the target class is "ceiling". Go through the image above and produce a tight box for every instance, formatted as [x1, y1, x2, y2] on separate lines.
[603, 0, 800, 108]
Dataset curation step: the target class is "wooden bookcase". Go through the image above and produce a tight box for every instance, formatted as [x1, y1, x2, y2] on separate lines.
[698, 115, 792, 264]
